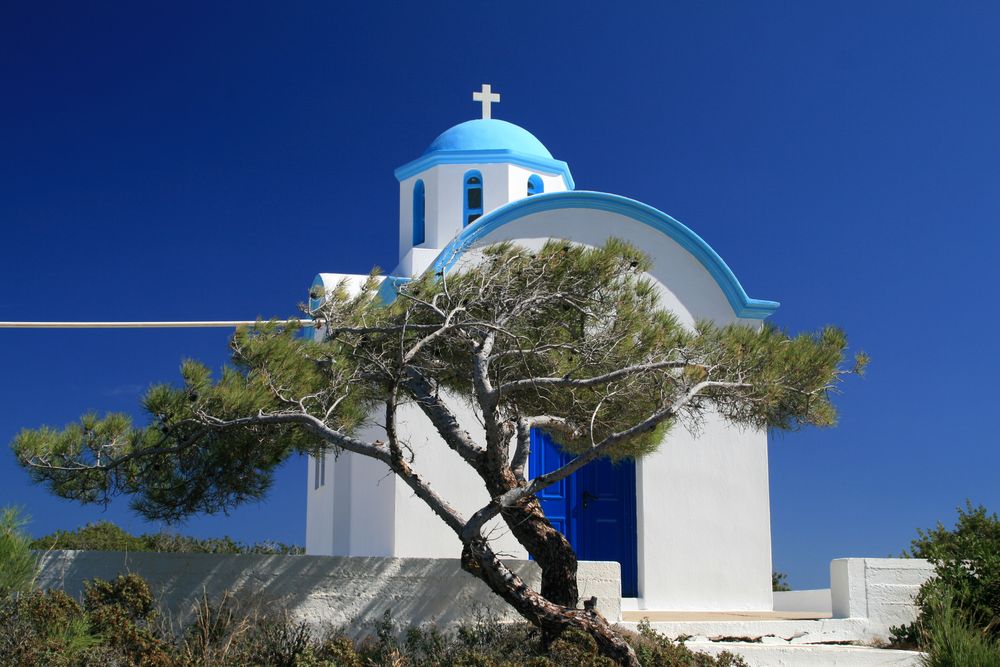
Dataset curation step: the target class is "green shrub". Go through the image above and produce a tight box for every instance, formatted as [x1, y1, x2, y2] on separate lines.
[905, 501, 1000, 560]
[888, 620, 921, 650]
[630, 619, 749, 667]
[84, 574, 172, 667]
[0, 574, 175, 667]
[771, 571, 791, 592]
[84, 572, 157, 622]
[0, 572, 748, 666]
[920, 597, 1000, 667]
[294, 636, 363, 667]
[545, 628, 616, 666]
[0, 507, 38, 597]
[229, 613, 312, 667]
[900, 502, 1000, 648]
[31, 519, 304, 555]
[0, 589, 96, 666]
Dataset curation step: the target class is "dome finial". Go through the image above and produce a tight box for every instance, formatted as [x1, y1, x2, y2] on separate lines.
[472, 84, 500, 119]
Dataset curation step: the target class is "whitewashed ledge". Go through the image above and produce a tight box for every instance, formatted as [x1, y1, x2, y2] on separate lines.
[615, 558, 934, 666]
[35, 551, 622, 633]
[688, 642, 923, 666]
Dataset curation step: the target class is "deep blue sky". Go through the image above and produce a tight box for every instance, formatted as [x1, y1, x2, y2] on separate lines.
[2, 2, 998, 590]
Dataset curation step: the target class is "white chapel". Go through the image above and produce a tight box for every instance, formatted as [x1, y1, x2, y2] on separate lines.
[306, 86, 781, 612]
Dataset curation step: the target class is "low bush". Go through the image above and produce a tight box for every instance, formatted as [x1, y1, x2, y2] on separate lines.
[0, 581, 165, 667]
[0, 572, 748, 666]
[84, 573, 172, 666]
[630, 620, 747, 667]
[31, 520, 303, 555]
[916, 504, 1000, 639]
[771, 571, 790, 592]
[919, 597, 1000, 667]
[891, 501, 1000, 654]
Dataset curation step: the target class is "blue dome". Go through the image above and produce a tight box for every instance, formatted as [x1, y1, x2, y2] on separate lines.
[423, 119, 554, 159]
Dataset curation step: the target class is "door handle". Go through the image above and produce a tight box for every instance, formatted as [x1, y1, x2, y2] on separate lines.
[582, 491, 597, 509]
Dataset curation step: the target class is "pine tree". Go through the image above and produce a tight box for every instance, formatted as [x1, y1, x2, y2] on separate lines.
[13, 240, 864, 666]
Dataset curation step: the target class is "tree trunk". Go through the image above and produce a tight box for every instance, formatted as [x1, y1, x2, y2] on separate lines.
[461, 539, 639, 667]
[503, 498, 580, 607]
[483, 469, 581, 609]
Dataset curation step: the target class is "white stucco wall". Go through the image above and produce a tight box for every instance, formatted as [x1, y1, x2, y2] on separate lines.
[831, 558, 934, 636]
[636, 421, 771, 610]
[36, 551, 622, 631]
[468, 206, 757, 328]
[305, 452, 335, 554]
[306, 272, 381, 557]
[773, 589, 833, 614]
[625, 558, 934, 650]
[397, 162, 567, 272]
[310, 416, 525, 561]
[361, 392, 526, 560]
[507, 164, 565, 201]
[312, 181, 775, 611]
[469, 207, 772, 611]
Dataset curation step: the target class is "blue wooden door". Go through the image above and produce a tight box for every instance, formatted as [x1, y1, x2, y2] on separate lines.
[529, 429, 638, 597]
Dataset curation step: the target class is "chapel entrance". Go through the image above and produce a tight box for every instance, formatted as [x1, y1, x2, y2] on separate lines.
[529, 429, 638, 597]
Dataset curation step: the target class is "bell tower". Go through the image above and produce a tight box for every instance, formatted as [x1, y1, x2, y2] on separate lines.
[393, 85, 574, 276]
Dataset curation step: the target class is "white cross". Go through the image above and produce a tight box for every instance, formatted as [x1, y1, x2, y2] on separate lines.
[472, 83, 500, 119]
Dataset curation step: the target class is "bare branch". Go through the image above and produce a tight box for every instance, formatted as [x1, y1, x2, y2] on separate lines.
[400, 369, 485, 468]
[498, 359, 694, 396]
[499, 380, 750, 510]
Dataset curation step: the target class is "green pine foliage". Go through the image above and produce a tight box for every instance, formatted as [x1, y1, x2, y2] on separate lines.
[31, 520, 303, 555]
[8, 240, 860, 665]
[0, 507, 38, 598]
[771, 571, 791, 592]
[11, 240, 862, 525]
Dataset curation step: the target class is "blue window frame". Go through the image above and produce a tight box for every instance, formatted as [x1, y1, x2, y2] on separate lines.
[527, 174, 544, 196]
[412, 179, 425, 245]
[464, 170, 483, 226]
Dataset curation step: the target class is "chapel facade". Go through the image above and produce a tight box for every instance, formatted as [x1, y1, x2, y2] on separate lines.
[306, 87, 780, 611]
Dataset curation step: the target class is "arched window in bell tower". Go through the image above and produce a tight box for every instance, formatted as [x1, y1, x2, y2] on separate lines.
[464, 170, 483, 226]
[412, 179, 425, 245]
[527, 174, 544, 196]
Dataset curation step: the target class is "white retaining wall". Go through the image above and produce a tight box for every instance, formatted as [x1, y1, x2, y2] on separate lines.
[831, 557, 935, 638]
[624, 558, 935, 647]
[772, 588, 832, 614]
[35, 551, 621, 632]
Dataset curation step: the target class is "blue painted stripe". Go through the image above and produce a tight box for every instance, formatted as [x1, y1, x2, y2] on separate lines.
[395, 149, 575, 191]
[308, 274, 325, 312]
[376, 275, 410, 305]
[426, 191, 780, 320]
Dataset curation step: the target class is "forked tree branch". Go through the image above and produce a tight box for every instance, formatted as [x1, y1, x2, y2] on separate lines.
[201, 411, 470, 535]
[400, 369, 485, 468]
[471, 379, 751, 528]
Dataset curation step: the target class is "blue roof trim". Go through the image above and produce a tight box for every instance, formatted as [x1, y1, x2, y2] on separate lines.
[308, 274, 325, 312]
[376, 275, 410, 305]
[427, 191, 780, 320]
[394, 149, 575, 190]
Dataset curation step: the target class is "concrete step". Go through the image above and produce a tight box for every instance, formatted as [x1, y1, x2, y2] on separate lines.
[687, 642, 923, 666]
